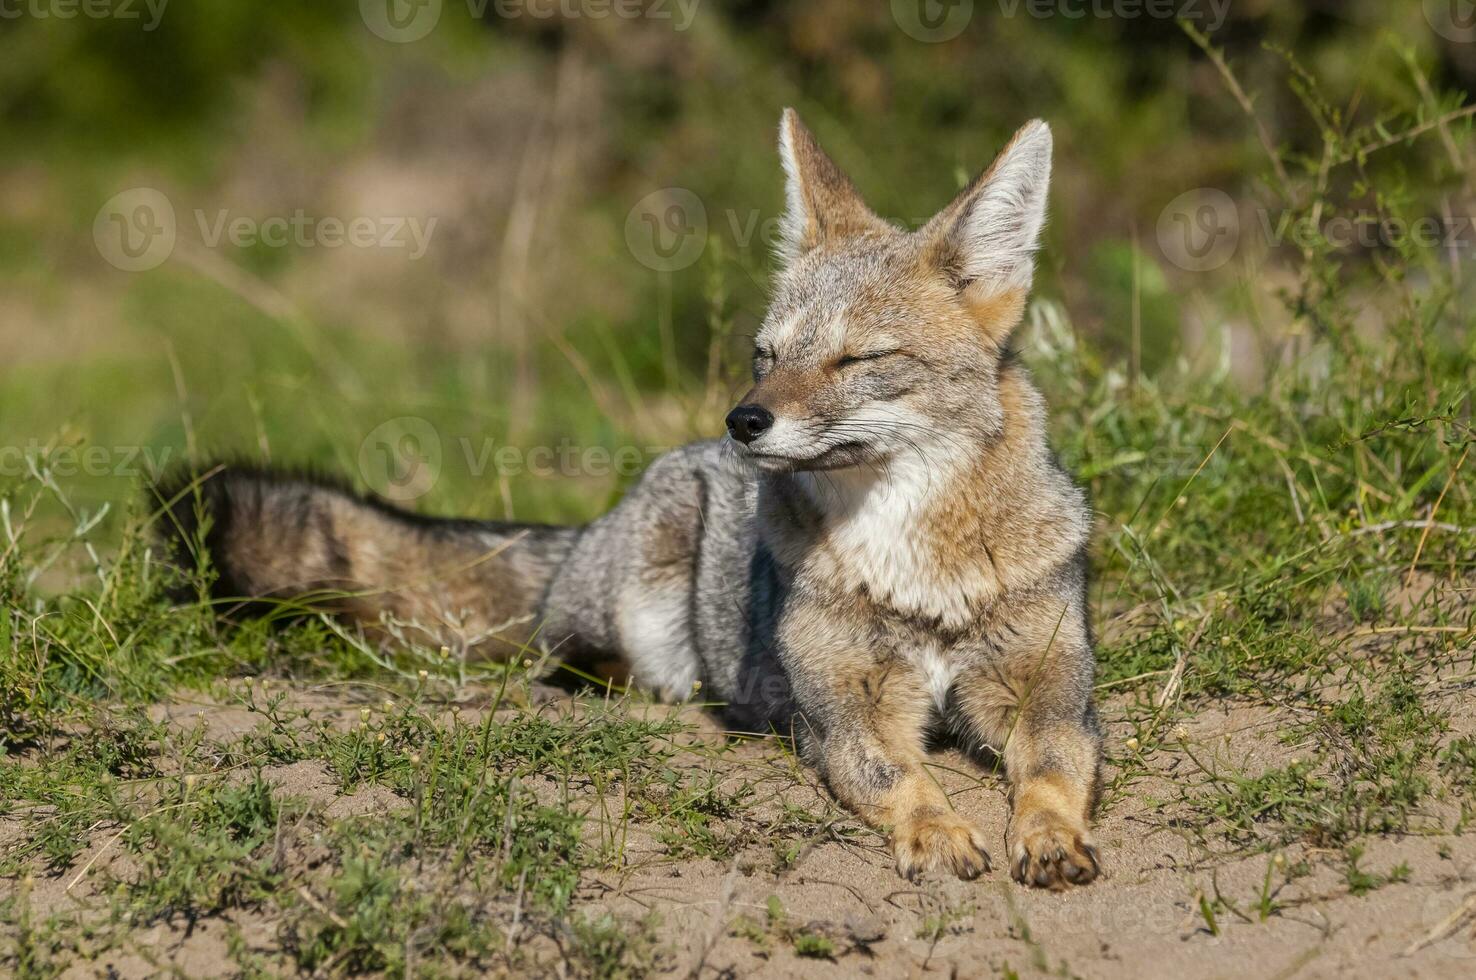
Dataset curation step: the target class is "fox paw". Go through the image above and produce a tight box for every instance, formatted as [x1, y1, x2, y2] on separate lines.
[891, 809, 992, 881]
[1008, 814, 1099, 890]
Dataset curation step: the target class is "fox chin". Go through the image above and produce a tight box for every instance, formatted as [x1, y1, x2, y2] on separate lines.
[156, 110, 1103, 889]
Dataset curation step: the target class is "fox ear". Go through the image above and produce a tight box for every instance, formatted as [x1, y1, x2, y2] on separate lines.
[923, 119, 1052, 296]
[777, 108, 887, 264]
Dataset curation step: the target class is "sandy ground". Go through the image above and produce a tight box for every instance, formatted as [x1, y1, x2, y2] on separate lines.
[10, 677, 1474, 980]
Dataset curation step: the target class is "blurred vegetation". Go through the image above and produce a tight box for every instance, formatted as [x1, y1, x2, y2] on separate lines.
[1, 1, 1473, 529]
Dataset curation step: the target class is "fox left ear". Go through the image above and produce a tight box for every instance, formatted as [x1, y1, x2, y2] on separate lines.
[776, 108, 890, 265]
[922, 119, 1052, 298]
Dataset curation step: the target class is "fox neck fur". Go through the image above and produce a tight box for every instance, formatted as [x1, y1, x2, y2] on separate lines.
[763, 361, 1090, 631]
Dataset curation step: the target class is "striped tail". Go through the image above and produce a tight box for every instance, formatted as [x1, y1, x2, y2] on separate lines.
[153, 464, 580, 659]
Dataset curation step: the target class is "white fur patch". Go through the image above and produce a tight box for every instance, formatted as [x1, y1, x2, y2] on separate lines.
[746, 415, 821, 460]
[615, 586, 701, 701]
[799, 439, 996, 628]
[904, 642, 958, 711]
[776, 115, 810, 265]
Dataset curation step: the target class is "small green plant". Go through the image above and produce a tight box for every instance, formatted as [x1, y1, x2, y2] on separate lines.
[1256, 854, 1285, 922]
[792, 932, 837, 960]
[1195, 889, 1220, 937]
[1342, 845, 1412, 897]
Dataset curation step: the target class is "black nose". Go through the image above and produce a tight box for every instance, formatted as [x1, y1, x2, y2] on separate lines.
[725, 404, 774, 444]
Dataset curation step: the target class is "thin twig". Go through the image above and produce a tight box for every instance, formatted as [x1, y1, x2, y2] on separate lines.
[1406, 444, 1470, 588]
[1403, 891, 1476, 957]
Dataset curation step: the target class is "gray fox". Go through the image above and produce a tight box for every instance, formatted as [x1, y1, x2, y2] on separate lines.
[158, 110, 1102, 888]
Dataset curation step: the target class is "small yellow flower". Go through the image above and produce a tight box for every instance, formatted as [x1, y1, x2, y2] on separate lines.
[417, 669, 428, 682]
[409, 753, 420, 765]
[383, 700, 395, 712]
[522, 659, 533, 669]
[1125, 736, 1140, 752]
[184, 774, 197, 789]
[439, 646, 451, 660]
[1272, 853, 1286, 868]
[377, 732, 387, 743]
[360, 707, 372, 722]
[692, 680, 702, 691]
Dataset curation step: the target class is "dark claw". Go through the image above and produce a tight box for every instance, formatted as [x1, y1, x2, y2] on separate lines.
[1081, 842, 1102, 875]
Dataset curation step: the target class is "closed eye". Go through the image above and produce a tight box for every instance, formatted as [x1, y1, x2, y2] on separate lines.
[835, 350, 903, 369]
[752, 347, 776, 377]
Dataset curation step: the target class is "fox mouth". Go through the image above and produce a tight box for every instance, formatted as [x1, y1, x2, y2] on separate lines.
[735, 440, 871, 472]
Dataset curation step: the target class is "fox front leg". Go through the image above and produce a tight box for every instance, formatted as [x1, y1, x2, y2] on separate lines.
[953, 599, 1103, 889]
[788, 649, 991, 881]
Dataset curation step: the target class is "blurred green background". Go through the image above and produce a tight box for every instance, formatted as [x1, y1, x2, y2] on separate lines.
[0, 0, 1471, 530]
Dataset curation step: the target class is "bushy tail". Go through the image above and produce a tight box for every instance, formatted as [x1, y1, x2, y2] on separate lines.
[152, 464, 580, 658]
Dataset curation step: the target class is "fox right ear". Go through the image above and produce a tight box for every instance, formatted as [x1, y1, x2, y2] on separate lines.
[922, 119, 1053, 297]
[776, 108, 887, 265]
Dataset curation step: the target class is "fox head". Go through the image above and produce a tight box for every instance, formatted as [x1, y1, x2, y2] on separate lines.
[726, 109, 1052, 473]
